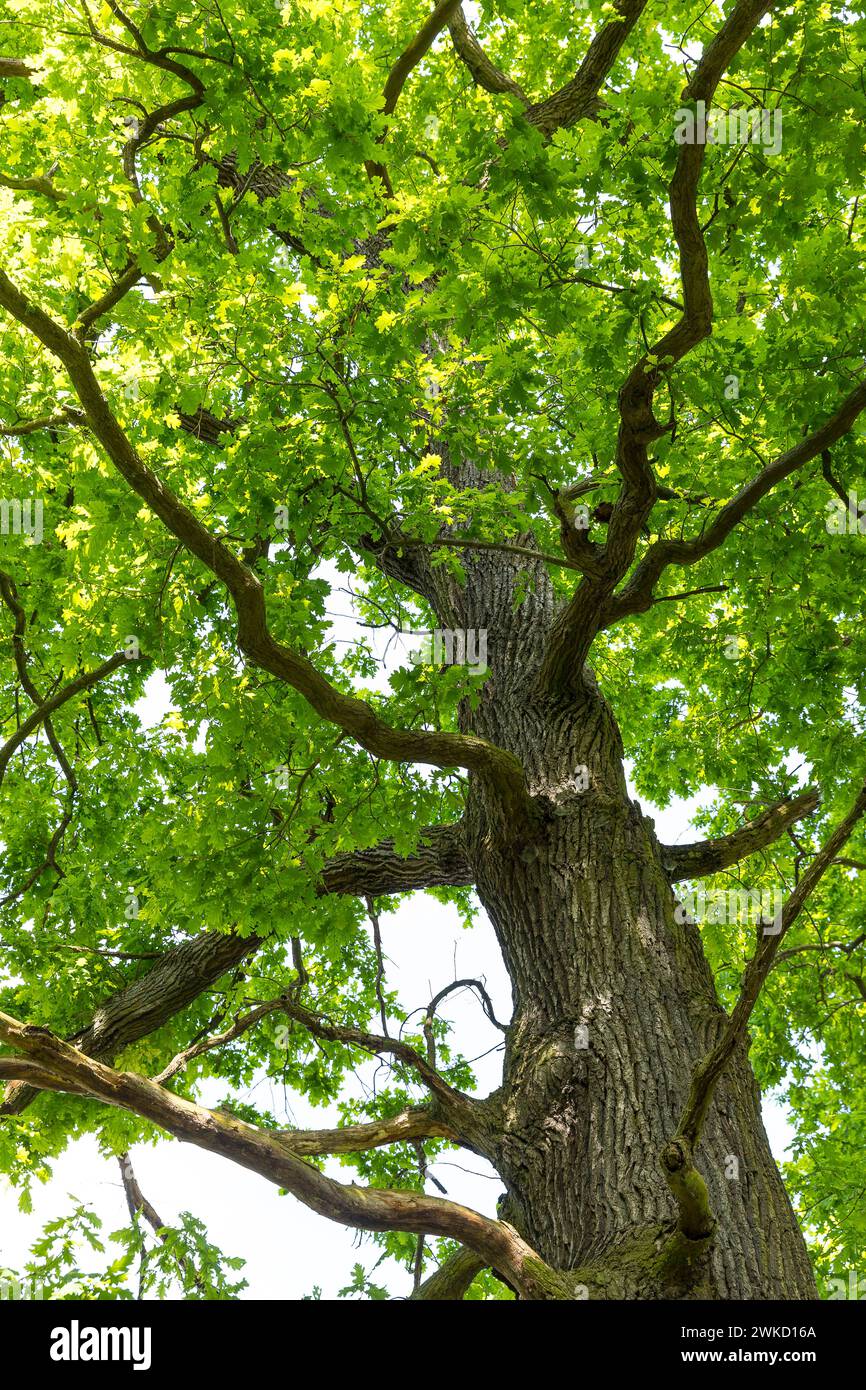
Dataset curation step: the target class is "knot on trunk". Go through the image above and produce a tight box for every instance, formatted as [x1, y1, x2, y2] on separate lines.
[660, 1138, 717, 1242]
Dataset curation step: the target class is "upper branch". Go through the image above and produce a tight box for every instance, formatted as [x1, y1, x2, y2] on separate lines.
[0, 408, 85, 435]
[525, 0, 649, 136]
[0, 267, 538, 840]
[535, 2, 815, 694]
[447, 7, 528, 105]
[66, 5, 207, 335]
[321, 823, 472, 896]
[365, 0, 462, 191]
[661, 789, 820, 882]
[0, 58, 33, 78]
[382, 0, 463, 116]
[604, 377, 866, 625]
[610, 0, 778, 539]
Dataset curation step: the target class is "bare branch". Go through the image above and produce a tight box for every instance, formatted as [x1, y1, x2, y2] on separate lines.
[424, 979, 509, 1057]
[662, 789, 821, 882]
[275, 1106, 458, 1156]
[0, 1057, 98, 1098]
[276, 996, 473, 1113]
[151, 999, 284, 1085]
[448, 8, 528, 105]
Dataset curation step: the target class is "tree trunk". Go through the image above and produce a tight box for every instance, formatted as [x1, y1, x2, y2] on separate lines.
[434, 535, 816, 1300]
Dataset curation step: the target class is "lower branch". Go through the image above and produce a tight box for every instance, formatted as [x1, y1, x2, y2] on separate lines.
[661, 770, 866, 1237]
[411, 1244, 486, 1300]
[0, 1012, 568, 1300]
[275, 1106, 457, 1157]
[276, 997, 475, 1119]
[0, 825, 472, 1117]
[659, 1139, 715, 1241]
[118, 1152, 203, 1292]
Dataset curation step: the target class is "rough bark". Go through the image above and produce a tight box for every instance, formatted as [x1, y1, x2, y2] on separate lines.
[425, 519, 816, 1299]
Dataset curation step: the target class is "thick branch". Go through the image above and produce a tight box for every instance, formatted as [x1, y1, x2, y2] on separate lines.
[382, 0, 462, 116]
[411, 1243, 486, 1299]
[275, 1106, 457, 1157]
[525, 1, 649, 136]
[0, 1057, 97, 1098]
[0, 58, 33, 79]
[661, 790, 820, 882]
[536, 0, 778, 694]
[0, 1012, 566, 1299]
[447, 8, 528, 105]
[0, 825, 472, 1115]
[320, 823, 471, 896]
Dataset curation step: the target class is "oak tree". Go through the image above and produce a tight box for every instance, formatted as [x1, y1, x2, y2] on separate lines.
[1, 0, 865, 1300]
